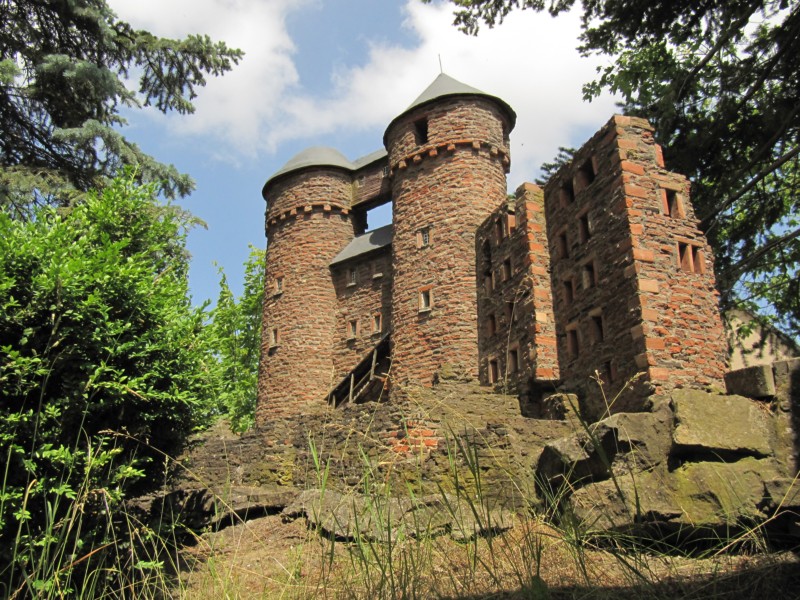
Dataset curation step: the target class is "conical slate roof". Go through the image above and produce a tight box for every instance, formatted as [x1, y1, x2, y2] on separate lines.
[263, 147, 353, 194]
[385, 73, 516, 141]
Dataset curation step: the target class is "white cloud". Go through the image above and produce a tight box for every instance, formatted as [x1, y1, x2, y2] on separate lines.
[111, 0, 619, 183]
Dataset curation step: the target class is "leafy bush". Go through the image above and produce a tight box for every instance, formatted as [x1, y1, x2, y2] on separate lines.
[0, 176, 214, 594]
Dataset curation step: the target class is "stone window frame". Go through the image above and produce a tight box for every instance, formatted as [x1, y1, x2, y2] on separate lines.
[507, 343, 520, 375]
[501, 257, 513, 282]
[416, 226, 431, 248]
[372, 259, 384, 279]
[573, 156, 597, 193]
[273, 275, 284, 296]
[601, 359, 616, 385]
[484, 271, 496, 294]
[269, 327, 280, 348]
[577, 209, 592, 244]
[372, 312, 383, 335]
[488, 357, 500, 384]
[563, 278, 576, 305]
[347, 266, 357, 287]
[661, 187, 686, 219]
[581, 259, 598, 290]
[677, 242, 705, 274]
[347, 318, 359, 340]
[560, 180, 575, 206]
[566, 322, 580, 359]
[504, 300, 516, 324]
[495, 217, 506, 243]
[486, 312, 497, 337]
[556, 227, 570, 259]
[418, 285, 433, 313]
[588, 308, 605, 344]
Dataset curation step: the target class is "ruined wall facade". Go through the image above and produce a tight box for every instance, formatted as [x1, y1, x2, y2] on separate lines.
[543, 116, 727, 417]
[257, 169, 356, 425]
[331, 249, 393, 378]
[386, 98, 512, 390]
[476, 184, 559, 394]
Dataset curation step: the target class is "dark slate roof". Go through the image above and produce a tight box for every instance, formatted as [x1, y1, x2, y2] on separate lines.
[352, 148, 388, 170]
[263, 146, 353, 194]
[330, 224, 393, 266]
[384, 73, 516, 142]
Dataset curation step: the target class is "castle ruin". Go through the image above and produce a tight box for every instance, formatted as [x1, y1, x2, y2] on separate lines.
[256, 74, 729, 424]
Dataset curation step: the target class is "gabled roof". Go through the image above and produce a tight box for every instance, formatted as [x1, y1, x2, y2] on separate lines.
[384, 73, 516, 142]
[330, 224, 393, 266]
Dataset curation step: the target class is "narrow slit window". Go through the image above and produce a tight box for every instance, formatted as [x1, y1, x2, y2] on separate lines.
[582, 261, 597, 290]
[270, 327, 279, 347]
[489, 359, 500, 383]
[508, 348, 520, 374]
[348, 267, 357, 286]
[678, 243, 693, 272]
[495, 219, 505, 242]
[578, 213, 591, 243]
[563, 279, 574, 305]
[348, 319, 358, 339]
[691, 246, 705, 274]
[602, 360, 615, 384]
[486, 313, 497, 337]
[560, 181, 574, 205]
[417, 227, 431, 248]
[567, 328, 580, 359]
[590, 314, 605, 343]
[484, 272, 494, 294]
[664, 190, 684, 218]
[575, 158, 596, 191]
[419, 289, 432, 311]
[557, 231, 569, 259]
[373, 313, 382, 334]
[502, 258, 512, 281]
[274, 277, 284, 295]
[505, 301, 515, 323]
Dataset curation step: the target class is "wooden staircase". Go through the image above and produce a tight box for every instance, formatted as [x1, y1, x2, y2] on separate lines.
[327, 333, 391, 406]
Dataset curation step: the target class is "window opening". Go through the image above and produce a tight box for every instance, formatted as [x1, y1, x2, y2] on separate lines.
[274, 277, 284, 295]
[502, 258, 512, 281]
[582, 261, 597, 289]
[602, 360, 615, 384]
[560, 180, 574, 205]
[419, 289, 432, 311]
[578, 213, 591, 243]
[563, 280, 574, 305]
[270, 327, 279, 347]
[489, 359, 499, 383]
[486, 313, 497, 337]
[664, 190, 684, 218]
[495, 219, 505, 242]
[590, 314, 604, 343]
[348, 319, 358, 339]
[417, 227, 431, 248]
[505, 301, 515, 323]
[373, 313, 382, 333]
[414, 118, 429, 145]
[348, 267, 357, 286]
[575, 158, 596, 191]
[557, 231, 569, 259]
[692, 246, 705, 274]
[566, 328, 579, 359]
[508, 348, 519, 374]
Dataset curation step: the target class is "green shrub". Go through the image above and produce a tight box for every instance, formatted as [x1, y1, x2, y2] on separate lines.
[0, 176, 214, 595]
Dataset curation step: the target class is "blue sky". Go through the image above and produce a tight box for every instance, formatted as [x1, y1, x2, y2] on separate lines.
[109, 0, 618, 305]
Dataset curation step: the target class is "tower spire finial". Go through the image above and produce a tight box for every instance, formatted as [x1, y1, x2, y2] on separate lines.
[438, 54, 443, 74]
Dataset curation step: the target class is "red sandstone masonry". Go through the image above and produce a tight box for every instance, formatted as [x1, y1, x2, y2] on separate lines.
[386, 98, 513, 391]
[257, 169, 356, 426]
[542, 115, 727, 417]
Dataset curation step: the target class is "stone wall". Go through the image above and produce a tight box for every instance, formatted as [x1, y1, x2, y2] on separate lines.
[386, 98, 513, 391]
[331, 248, 393, 378]
[543, 116, 727, 418]
[257, 169, 356, 425]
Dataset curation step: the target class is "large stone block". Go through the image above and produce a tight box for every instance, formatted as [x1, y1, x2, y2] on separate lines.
[724, 364, 776, 398]
[672, 389, 772, 458]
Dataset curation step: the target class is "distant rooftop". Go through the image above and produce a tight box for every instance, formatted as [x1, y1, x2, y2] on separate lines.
[330, 224, 393, 266]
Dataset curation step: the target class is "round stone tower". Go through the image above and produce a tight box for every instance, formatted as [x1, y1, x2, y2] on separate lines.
[384, 74, 516, 389]
[256, 148, 356, 425]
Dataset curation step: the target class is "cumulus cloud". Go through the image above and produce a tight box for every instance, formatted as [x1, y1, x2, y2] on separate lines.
[111, 0, 618, 183]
